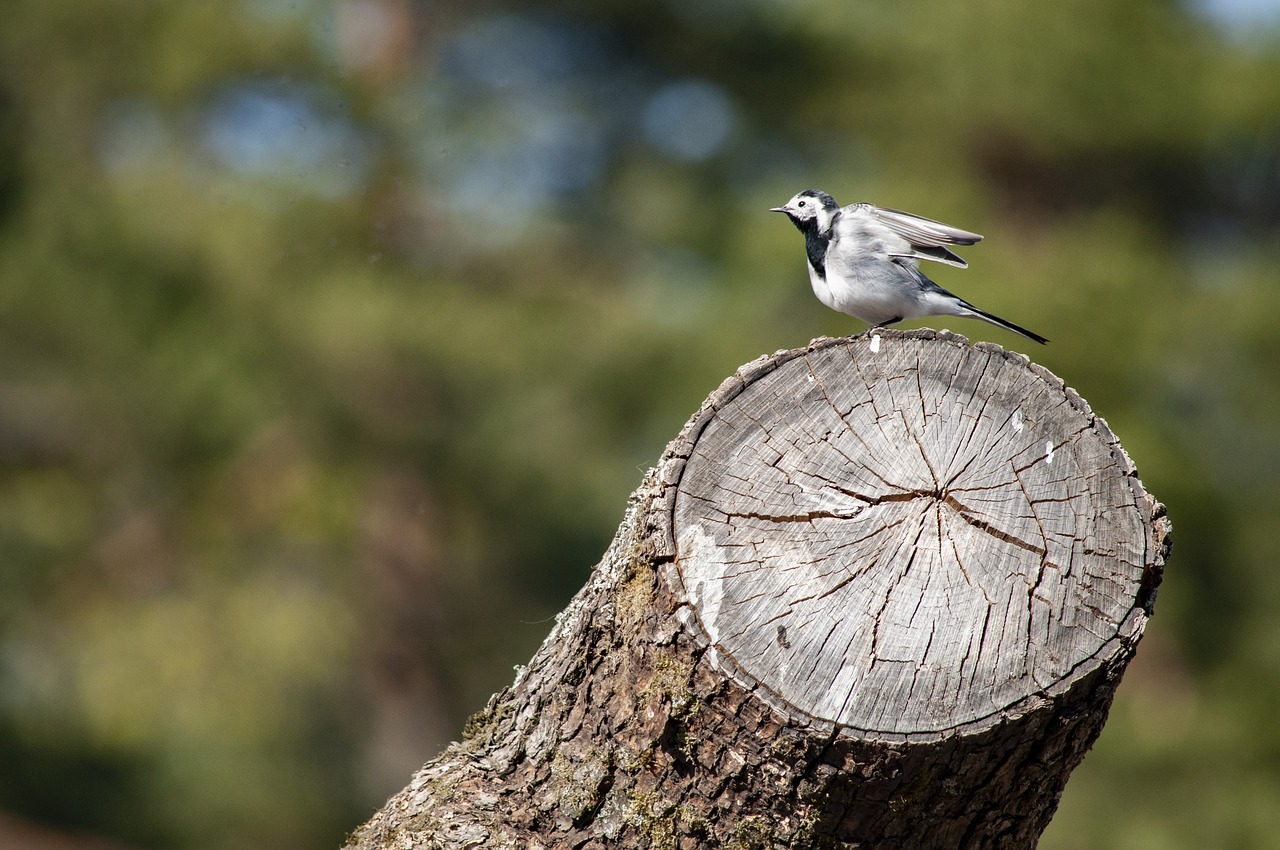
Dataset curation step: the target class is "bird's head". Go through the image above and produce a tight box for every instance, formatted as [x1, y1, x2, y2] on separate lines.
[769, 189, 839, 233]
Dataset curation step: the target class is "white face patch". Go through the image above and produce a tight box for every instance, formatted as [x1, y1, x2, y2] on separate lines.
[814, 205, 837, 233]
[791, 197, 818, 222]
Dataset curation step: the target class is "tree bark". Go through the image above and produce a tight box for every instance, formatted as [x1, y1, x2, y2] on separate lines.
[344, 330, 1171, 850]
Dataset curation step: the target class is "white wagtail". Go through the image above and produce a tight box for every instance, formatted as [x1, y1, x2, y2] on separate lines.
[771, 189, 1047, 344]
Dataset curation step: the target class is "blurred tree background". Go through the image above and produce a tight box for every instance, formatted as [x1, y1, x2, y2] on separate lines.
[0, 0, 1278, 847]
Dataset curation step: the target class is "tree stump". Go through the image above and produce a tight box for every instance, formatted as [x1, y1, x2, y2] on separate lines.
[344, 330, 1170, 850]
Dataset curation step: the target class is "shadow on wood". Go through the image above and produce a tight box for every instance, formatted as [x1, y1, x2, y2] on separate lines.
[344, 330, 1171, 850]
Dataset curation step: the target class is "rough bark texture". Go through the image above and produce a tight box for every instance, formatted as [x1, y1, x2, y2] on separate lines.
[344, 331, 1171, 850]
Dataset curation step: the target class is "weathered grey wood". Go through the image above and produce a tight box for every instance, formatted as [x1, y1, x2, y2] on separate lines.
[343, 330, 1169, 850]
[669, 331, 1151, 739]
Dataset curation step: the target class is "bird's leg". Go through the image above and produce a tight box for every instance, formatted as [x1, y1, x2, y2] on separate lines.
[860, 317, 902, 336]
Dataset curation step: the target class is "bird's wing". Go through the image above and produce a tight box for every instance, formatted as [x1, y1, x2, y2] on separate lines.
[865, 204, 983, 269]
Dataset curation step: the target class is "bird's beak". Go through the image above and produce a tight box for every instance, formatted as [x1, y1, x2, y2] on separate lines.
[768, 206, 788, 214]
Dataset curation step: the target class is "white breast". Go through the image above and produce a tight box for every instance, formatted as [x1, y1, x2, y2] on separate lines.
[815, 211, 926, 325]
[812, 256, 924, 325]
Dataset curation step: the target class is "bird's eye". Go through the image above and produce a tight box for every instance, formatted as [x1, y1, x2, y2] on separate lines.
[797, 200, 807, 208]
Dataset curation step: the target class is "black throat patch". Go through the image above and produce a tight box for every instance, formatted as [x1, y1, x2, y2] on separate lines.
[799, 218, 830, 279]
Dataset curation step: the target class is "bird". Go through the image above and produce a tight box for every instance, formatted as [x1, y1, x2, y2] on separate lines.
[770, 189, 1047, 344]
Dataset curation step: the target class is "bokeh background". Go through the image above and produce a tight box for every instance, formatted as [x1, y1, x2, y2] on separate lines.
[1, 0, 1279, 847]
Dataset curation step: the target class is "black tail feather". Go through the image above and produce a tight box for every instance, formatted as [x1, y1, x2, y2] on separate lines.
[964, 303, 1049, 345]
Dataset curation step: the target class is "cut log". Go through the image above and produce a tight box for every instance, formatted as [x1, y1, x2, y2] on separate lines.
[344, 330, 1170, 850]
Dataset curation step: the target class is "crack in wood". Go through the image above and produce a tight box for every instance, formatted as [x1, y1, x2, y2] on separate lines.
[724, 509, 864, 524]
[945, 526, 982, 595]
[941, 493, 1047, 557]
[867, 503, 930, 667]
[832, 485, 936, 505]
[804, 355, 910, 494]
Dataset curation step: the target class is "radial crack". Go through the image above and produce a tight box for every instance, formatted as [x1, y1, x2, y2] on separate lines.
[725, 509, 862, 524]
[942, 493, 1047, 556]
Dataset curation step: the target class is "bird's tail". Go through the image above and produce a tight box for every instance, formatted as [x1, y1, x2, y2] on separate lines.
[960, 301, 1049, 345]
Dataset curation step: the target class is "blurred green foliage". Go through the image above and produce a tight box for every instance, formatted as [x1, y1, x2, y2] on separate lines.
[0, 0, 1279, 847]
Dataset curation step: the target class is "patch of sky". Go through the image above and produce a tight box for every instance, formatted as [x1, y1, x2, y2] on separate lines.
[642, 80, 738, 163]
[1192, 0, 1280, 33]
[417, 11, 742, 239]
[199, 80, 374, 196]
